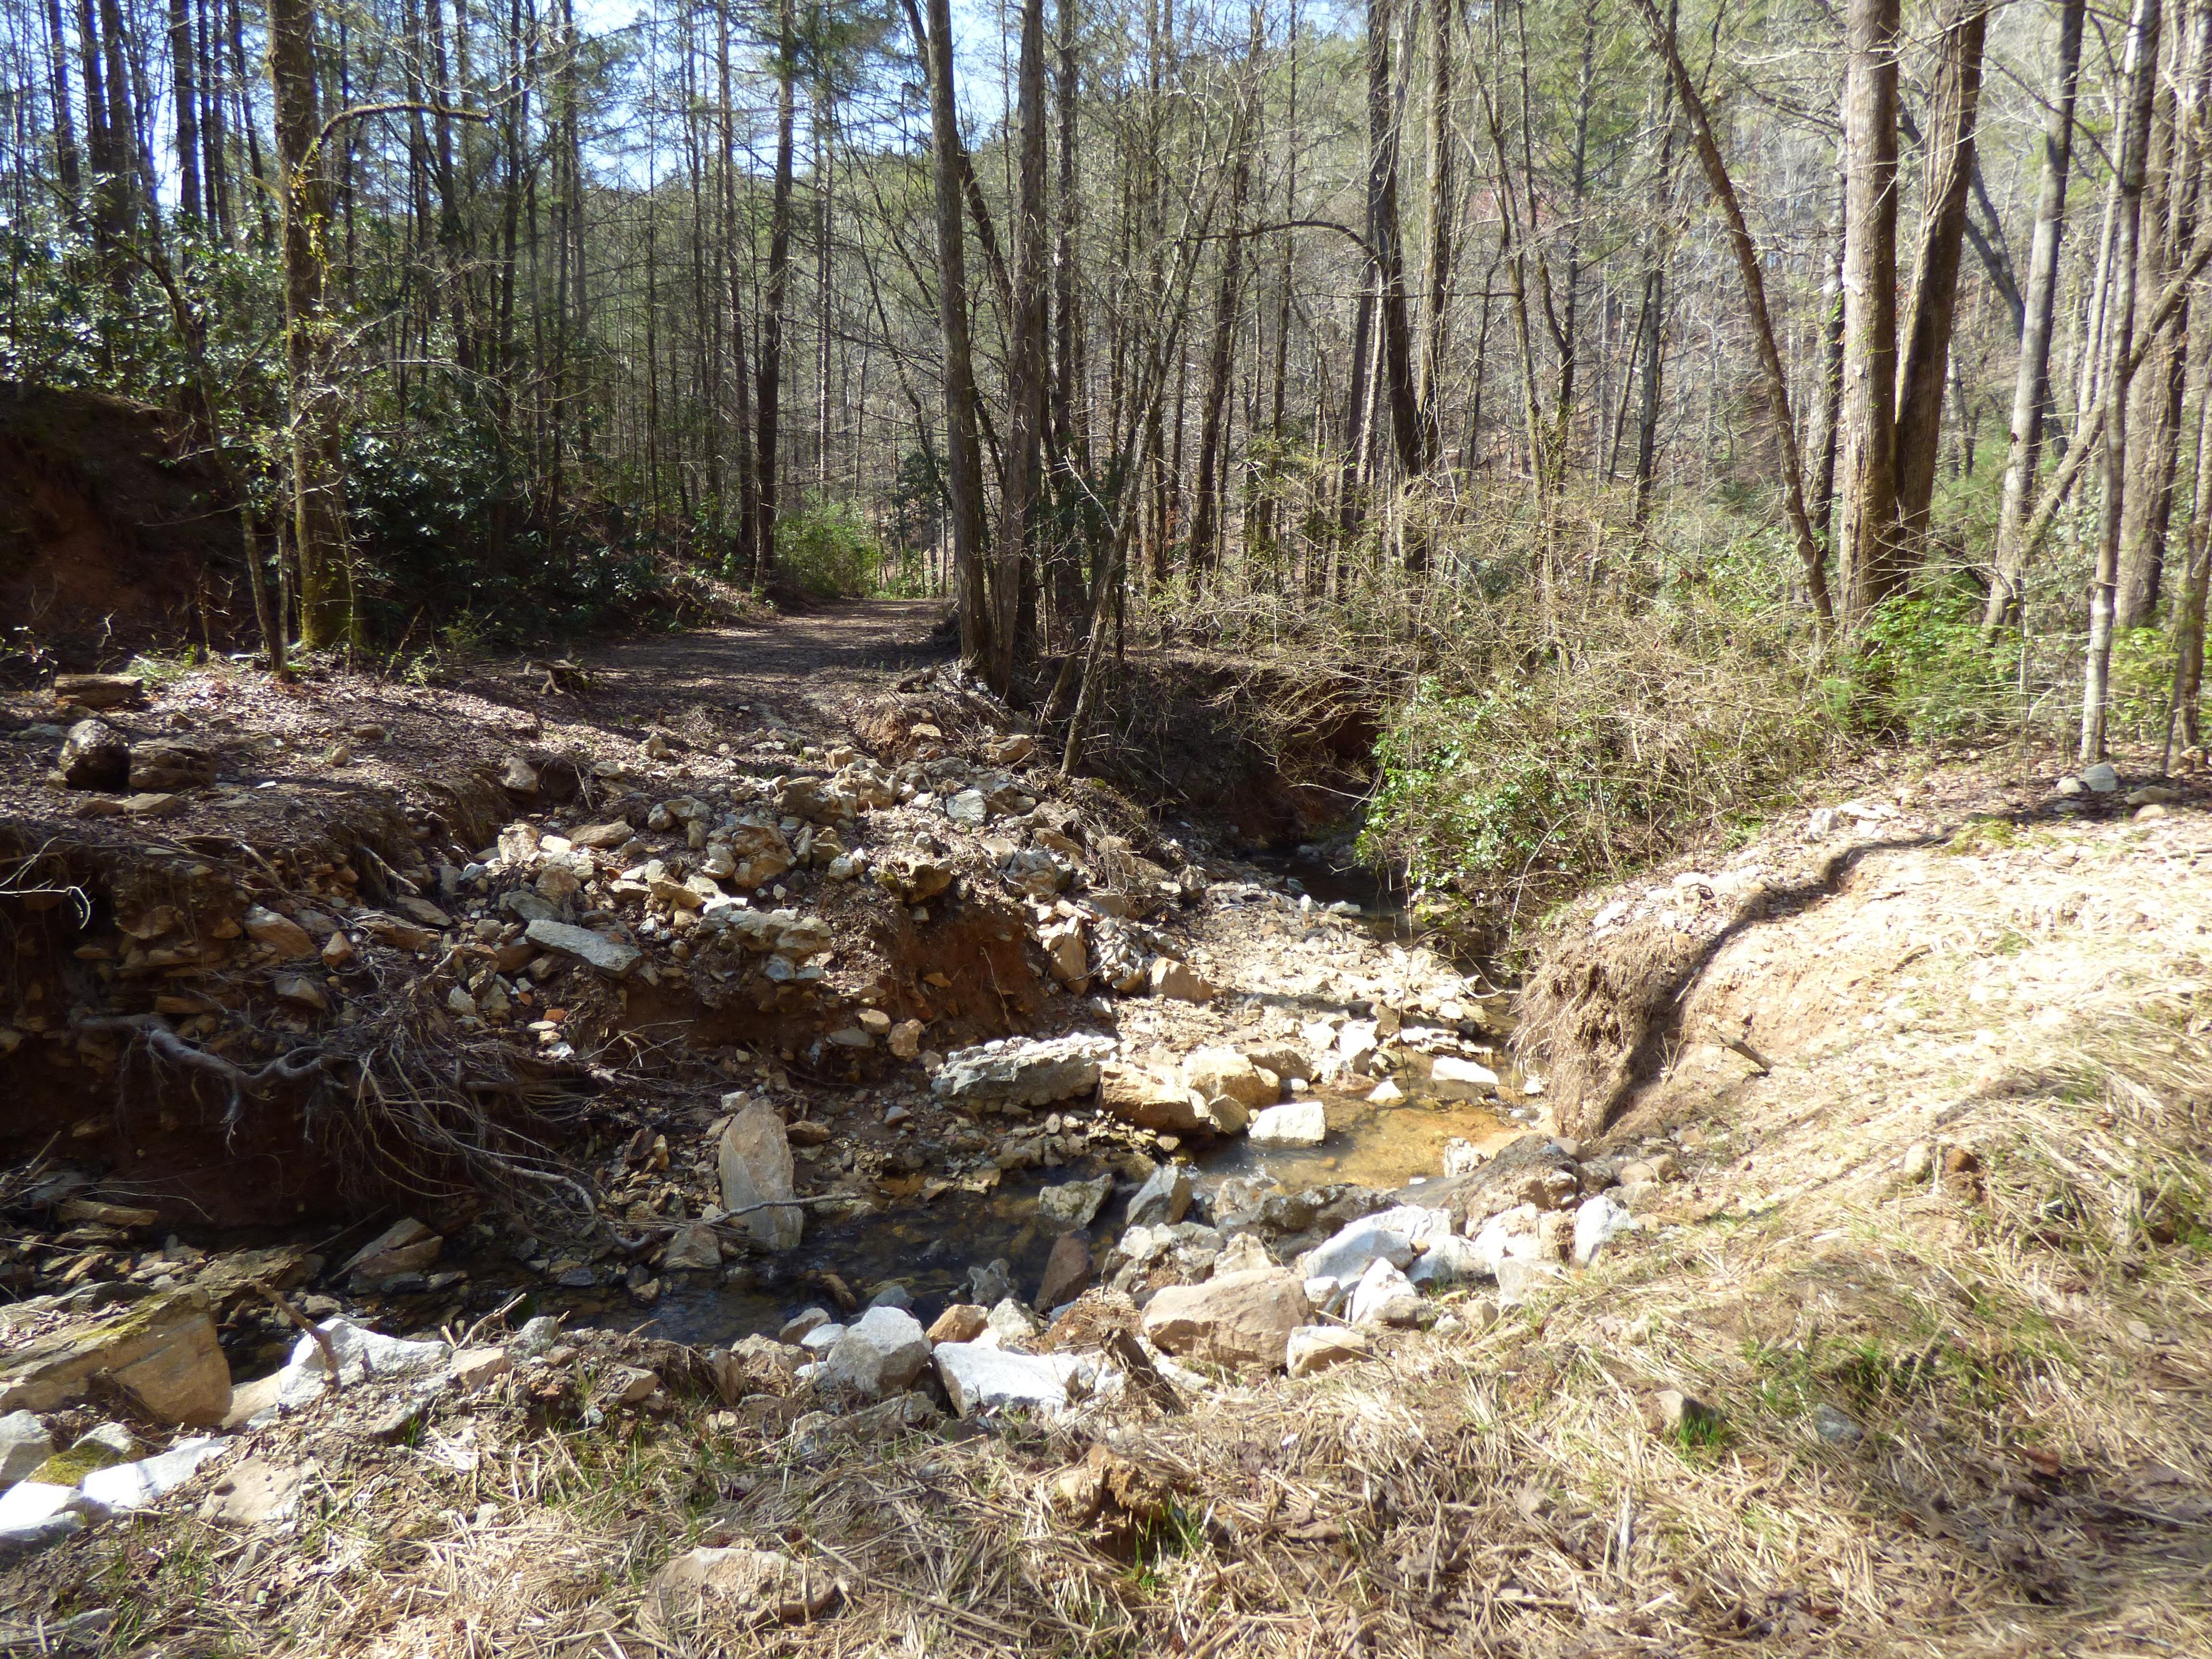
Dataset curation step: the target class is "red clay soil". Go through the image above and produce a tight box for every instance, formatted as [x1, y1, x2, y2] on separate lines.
[0, 382, 248, 674]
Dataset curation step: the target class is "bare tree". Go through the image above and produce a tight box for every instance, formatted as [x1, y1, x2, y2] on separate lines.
[1626, 0, 1834, 626]
[1985, 0, 2085, 632]
[913, 0, 988, 665]
[2083, 0, 2164, 762]
[1893, 0, 1990, 547]
[1835, 0, 1901, 618]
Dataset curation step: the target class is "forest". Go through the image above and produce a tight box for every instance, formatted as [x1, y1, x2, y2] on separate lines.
[1, 0, 2207, 912]
[5, 0, 2212, 1645]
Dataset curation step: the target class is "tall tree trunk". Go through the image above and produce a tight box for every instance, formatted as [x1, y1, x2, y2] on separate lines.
[227, 0, 274, 244]
[916, 0, 990, 664]
[755, 0, 798, 584]
[1626, 0, 1834, 626]
[1835, 0, 1902, 618]
[1892, 0, 1988, 546]
[1188, 3, 1261, 582]
[1417, 0, 1453, 459]
[2084, 0, 2165, 761]
[1554, 0, 1597, 461]
[43, 0, 82, 210]
[168, 0, 202, 223]
[199, 0, 229, 238]
[1047, 0, 1085, 630]
[993, 0, 1048, 692]
[269, 0, 351, 647]
[717, 0, 759, 575]
[2118, 0, 2210, 625]
[427, 0, 472, 371]
[2170, 314, 2212, 755]
[1255, 0, 1298, 556]
[1472, 36, 1547, 525]
[78, 0, 125, 256]
[1369, 0, 1423, 486]
[1985, 0, 2085, 631]
[96, 0, 141, 228]
[1631, 0, 1680, 527]
[1808, 170, 1846, 536]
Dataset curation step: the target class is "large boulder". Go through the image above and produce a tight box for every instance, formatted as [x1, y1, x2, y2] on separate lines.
[719, 1103, 803, 1250]
[58, 718, 131, 790]
[128, 741, 215, 792]
[1037, 1233, 1093, 1309]
[1469, 1204, 1547, 1276]
[1244, 1043, 1315, 1082]
[1124, 1163, 1192, 1228]
[52, 673, 143, 710]
[80, 1437, 226, 1511]
[931, 1034, 1115, 1112]
[1348, 1258, 1423, 1329]
[0, 1480, 103, 1563]
[1387, 1134, 1581, 1230]
[662, 1222, 722, 1271]
[1249, 1100, 1327, 1147]
[0, 1290, 230, 1425]
[821, 1307, 930, 1400]
[1427, 1056, 1501, 1100]
[1297, 1206, 1450, 1301]
[933, 1343, 1083, 1418]
[721, 823, 795, 889]
[0, 1411, 54, 1486]
[1287, 1325, 1373, 1379]
[1037, 1176, 1112, 1228]
[1099, 1063, 1247, 1134]
[1571, 1194, 1636, 1267]
[642, 1547, 840, 1637]
[274, 1318, 449, 1409]
[1140, 1268, 1308, 1368]
[1149, 959, 1214, 1002]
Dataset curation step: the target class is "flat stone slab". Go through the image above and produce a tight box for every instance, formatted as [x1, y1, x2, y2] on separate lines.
[1249, 1100, 1327, 1146]
[524, 918, 642, 977]
[933, 1343, 1082, 1418]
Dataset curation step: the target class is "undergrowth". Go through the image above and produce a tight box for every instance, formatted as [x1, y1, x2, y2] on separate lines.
[1137, 471, 2181, 949]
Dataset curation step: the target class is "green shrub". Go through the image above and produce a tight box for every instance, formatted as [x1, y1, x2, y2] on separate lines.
[773, 495, 880, 597]
[1359, 601, 1838, 938]
[1827, 591, 2022, 741]
[1828, 588, 2178, 749]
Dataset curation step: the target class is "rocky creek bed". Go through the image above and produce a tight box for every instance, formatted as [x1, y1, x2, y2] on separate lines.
[2, 613, 1622, 1568]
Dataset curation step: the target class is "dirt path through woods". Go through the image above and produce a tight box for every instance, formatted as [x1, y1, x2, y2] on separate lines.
[566, 599, 954, 728]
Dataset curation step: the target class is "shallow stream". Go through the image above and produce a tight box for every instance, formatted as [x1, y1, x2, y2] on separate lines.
[551, 865, 1540, 1350]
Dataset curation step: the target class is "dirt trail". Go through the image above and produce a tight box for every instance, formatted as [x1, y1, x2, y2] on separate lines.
[567, 599, 953, 722]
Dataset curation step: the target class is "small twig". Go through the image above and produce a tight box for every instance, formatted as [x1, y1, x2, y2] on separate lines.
[460, 1293, 529, 1349]
[259, 1283, 341, 1385]
[1705, 1017, 1775, 1076]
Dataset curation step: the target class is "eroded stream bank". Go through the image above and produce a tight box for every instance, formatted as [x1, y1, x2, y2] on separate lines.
[2, 604, 1540, 1402]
